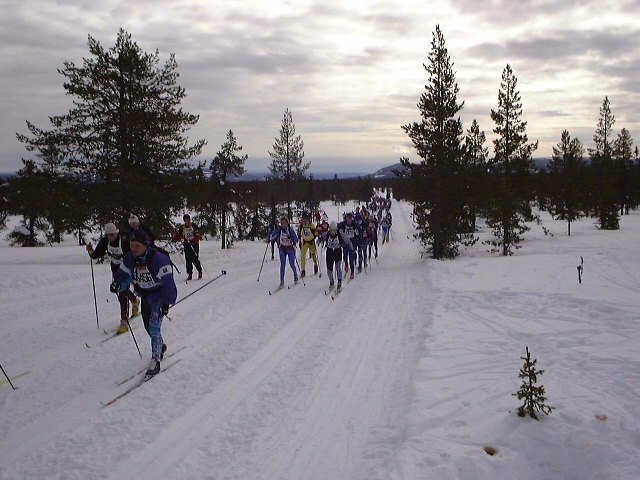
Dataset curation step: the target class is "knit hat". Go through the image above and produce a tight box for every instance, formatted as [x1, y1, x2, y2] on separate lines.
[104, 222, 119, 235]
[329, 221, 337, 231]
[129, 229, 149, 245]
[128, 215, 140, 225]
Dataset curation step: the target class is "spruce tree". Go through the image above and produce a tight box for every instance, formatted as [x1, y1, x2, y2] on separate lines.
[513, 346, 553, 420]
[587, 97, 619, 229]
[613, 128, 635, 214]
[211, 130, 248, 249]
[16, 29, 205, 235]
[401, 25, 474, 259]
[268, 108, 309, 219]
[547, 130, 586, 235]
[464, 119, 489, 231]
[485, 65, 538, 255]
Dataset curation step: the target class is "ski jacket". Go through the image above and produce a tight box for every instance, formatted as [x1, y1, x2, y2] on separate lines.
[319, 230, 352, 251]
[297, 222, 318, 244]
[269, 225, 298, 252]
[113, 248, 177, 306]
[337, 220, 359, 244]
[366, 219, 378, 240]
[176, 223, 201, 246]
[354, 221, 370, 246]
[89, 234, 130, 274]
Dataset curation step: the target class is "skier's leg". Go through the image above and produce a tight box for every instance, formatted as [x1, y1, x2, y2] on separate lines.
[117, 290, 129, 321]
[184, 246, 194, 276]
[287, 249, 297, 279]
[279, 248, 286, 284]
[149, 302, 164, 361]
[335, 254, 343, 281]
[300, 243, 308, 273]
[141, 297, 151, 335]
[191, 244, 202, 274]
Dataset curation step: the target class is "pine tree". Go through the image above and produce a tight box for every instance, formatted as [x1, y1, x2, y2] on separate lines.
[513, 346, 553, 420]
[212, 130, 248, 249]
[547, 130, 586, 235]
[485, 65, 538, 255]
[613, 127, 634, 214]
[268, 108, 309, 219]
[464, 119, 489, 231]
[587, 97, 619, 229]
[16, 29, 205, 235]
[401, 25, 475, 259]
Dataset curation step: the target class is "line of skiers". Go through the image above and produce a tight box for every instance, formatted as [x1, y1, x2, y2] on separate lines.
[86, 214, 202, 376]
[268, 207, 392, 291]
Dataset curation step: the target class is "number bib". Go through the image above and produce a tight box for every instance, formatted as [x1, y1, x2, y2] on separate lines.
[327, 235, 341, 250]
[107, 243, 124, 264]
[279, 230, 293, 247]
[343, 225, 355, 239]
[183, 226, 195, 241]
[133, 264, 159, 289]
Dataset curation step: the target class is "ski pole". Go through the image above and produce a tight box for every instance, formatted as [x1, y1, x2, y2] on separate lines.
[257, 241, 269, 282]
[0, 362, 17, 390]
[125, 317, 142, 358]
[89, 258, 100, 329]
[172, 270, 227, 308]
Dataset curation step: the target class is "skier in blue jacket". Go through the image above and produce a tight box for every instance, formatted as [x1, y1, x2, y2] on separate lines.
[269, 216, 299, 287]
[111, 229, 177, 376]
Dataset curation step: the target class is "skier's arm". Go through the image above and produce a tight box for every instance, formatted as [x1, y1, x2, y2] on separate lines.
[111, 255, 134, 293]
[151, 253, 177, 306]
[87, 236, 109, 259]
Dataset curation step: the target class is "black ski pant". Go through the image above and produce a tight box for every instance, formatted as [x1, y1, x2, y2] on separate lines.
[184, 243, 202, 276]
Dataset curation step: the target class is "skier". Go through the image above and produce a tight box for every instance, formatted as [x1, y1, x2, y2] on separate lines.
[381, 212, 392, 244]
[354, 213, 369, 273]
[266, 224, 277, 261]
[86, 222, 140, 333]
[297, 212, 319, 278]
[337, 212, 358, 279]
[269, 216, 299, 287]
[365, 211, 379, 259]
[110, 229, 177, 376]
[175, 214, 202, 281]
[319, 221, 351, 291]
[127, 214, 155, 244]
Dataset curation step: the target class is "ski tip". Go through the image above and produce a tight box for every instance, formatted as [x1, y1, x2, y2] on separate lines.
[85, 343, 91, 348]
[222, 270, 227, 275]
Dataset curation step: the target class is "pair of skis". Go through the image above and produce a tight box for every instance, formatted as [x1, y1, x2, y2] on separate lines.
[86, 314, 141, 348]
[101, 346, 186, 407]
[324, 284, 343, 300]
[268, 281, 302, 295]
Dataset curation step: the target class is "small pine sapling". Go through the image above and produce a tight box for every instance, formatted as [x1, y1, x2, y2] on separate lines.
[513, 346, 553, 420]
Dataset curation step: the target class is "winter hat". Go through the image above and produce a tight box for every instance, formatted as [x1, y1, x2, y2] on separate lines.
[183, 213, 191, 221]
[129, 229, 149, 245]
[329, 221, 337, 231]
[354, 213, 362, 222]
[128, 215, 140, 225]
[104, 222, 119, 235]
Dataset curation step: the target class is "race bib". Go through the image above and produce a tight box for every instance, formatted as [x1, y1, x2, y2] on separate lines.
[183, 226, 195, 241]
[327, 235, 341, 250]
[107, 244, 124, 264]
[133, 264, 159, 289]
[279, 230, 293, 247]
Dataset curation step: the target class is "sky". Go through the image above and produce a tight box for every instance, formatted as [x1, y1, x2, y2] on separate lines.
[1, 0, 639, 174]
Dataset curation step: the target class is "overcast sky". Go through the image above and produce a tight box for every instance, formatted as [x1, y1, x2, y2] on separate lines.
[1, 0, 639, 174]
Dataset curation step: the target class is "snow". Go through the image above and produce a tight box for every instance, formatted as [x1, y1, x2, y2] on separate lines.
[1, 201, 639, 480]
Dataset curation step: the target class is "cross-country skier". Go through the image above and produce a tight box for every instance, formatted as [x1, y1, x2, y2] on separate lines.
[319, 221, 352, 291]
[354, 213, 369, 273]
[86, 222, 140, 333]
[269, 216, 299, 287]
[365, 211, 379, 259]
[338, 212, 358, 279]
[110, 229, 177, 376]
[175, 214, 202, 281]
[381, 212, 392, 244]
[297, 212, 319, 278]
[127, 215, 155, 244]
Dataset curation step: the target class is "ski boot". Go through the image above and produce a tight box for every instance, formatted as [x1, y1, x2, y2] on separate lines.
[350, 272, 355, 280]
[187, 273, 193, 281]
[329, 278, 335, 287]
[279, 281, 285, 288]
[161, 343, 167, 360]
[131, 298, 140, 317]
[301, 270, 306, 279]
[314, 264, 319, 275]
[146, 360, 161, 377]
[337, 279, 342, 290]
[117, 320, 129, 334]
[294, 275, 299, 284]
[198, 270, 203, 280]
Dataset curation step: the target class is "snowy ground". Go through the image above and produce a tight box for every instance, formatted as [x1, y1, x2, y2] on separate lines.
[0, 200, 639, 480]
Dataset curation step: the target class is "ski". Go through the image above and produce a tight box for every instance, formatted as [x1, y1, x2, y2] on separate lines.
[0, 371, 31, 387]
[173, 270, 226, 307]
[116, 346, 187, 386]
[331, 287, 343, 300]
[101, 313, 141, 335]
[324, 286, 334, 295]
[102, 358, 183, 407]
[268, 285, 285, 295]
[287, 281, 302, 289]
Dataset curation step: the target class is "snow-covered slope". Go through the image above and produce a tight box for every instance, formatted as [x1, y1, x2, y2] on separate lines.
[0, 201, 638, 480]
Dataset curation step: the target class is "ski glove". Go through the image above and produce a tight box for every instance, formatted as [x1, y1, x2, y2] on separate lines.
[109, 280, 120, 293]
[161, 304, 170, 316]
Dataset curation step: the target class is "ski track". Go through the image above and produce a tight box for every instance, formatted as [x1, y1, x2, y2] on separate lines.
[0, 203, 430, 480]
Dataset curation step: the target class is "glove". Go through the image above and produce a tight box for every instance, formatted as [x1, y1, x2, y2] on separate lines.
[161, 304, 170, 316]
[109, 280, 120, 293]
